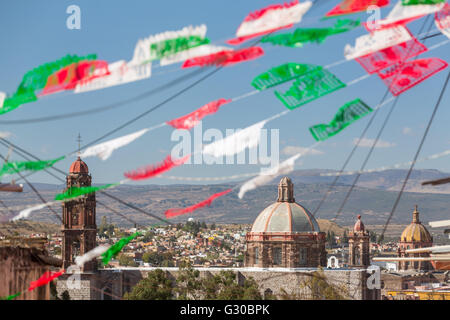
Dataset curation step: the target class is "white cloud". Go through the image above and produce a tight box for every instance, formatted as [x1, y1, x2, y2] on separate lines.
[402, 127, 413, 135]
[281, 145, 323, 156]
[353, 138, 396, 148]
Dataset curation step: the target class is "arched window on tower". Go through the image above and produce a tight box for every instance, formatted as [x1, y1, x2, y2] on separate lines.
[273, 247, 282, 265]
[299, 247, 307, 266]
[71, 240, 80, 263]
[354, 246, 361, 265]
[254, 247, 259, 265]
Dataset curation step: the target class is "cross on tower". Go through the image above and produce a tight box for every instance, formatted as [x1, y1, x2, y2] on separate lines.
[77, 133, 82, 156]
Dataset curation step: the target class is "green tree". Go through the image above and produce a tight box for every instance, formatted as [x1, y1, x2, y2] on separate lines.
[202, 271, 262, 300]
[118, 254, 138, 267]
[49, 281, 60, 300]
[176, 263, 203, 300]
[61, 290, 71, 300]
[300, 268, 347, 300]
[142, 231, 155, 243]
[210, 223, 216, 230]
[342, 230, 349, 245]
[124, 269, 173, 300]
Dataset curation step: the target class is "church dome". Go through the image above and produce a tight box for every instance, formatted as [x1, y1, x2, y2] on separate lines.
[250, 177, 320, 233]
[69, 157, 89, 174]
[400, 206, 432, 243]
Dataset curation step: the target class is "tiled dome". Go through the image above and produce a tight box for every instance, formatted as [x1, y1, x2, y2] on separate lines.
[250, 177, 320, 233]
[400, 206, 432, 243]
[69, 157, 89, 174]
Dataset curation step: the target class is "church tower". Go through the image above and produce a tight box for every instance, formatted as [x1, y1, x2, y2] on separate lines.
[61, 155, 97, 272]
[348, 215, 370, 267]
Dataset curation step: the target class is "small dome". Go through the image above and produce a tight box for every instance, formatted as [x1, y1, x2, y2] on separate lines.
[354, 215, 365, 232]
[69, 157, 89, 174]
[250, 177, 320, 233]
[400, 206, 432, 243]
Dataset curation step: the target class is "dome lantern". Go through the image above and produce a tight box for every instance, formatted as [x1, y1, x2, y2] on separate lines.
[277, 177, 295, 203]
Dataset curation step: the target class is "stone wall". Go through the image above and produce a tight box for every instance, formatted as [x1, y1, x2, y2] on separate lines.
[56, 267, 380, 300]
[0, 247, 55, 300]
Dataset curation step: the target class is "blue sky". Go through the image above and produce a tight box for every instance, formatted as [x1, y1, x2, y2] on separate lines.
[0, 0, 449, 185]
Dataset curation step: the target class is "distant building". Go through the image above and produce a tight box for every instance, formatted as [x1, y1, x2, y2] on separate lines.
[397, 206, 433, 271]
[62, 157, 97, 272]
[348, 215, 370, 268]
[245, 177, 326, 268]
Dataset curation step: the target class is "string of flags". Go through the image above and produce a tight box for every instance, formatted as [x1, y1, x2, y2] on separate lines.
[260, 19, 360, 47]
[1, 0, 448, 118]
[3, 0, 450, 222]
[227, 0, 313, 45]
[324, 0, 389, 18]
[309, 99, 373, 141]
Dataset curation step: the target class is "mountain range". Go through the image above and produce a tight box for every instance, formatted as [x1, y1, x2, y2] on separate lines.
[1, 169, 449, 229]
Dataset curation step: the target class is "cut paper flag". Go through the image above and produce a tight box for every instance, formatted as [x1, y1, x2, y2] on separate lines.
[344, 25, 412, 60]
[182, 47, 264, 68]
[377, 58, 448, 96]
[252, 63, 321, 90]
[228, 0, 313, 45]
[1, 292, 21, 300]
[261, 19, 360, 47]
[0, 92, 6, 109]
[1, 54, 96, 115]
[54, 183, 119, 201]
[435, 3, 450, 39]
[309, 98, 373, 141]
[402, 0, 445, 5]
[238, 154, 301, 199]
[101, 232, 141, 265]
[325, 0, 389, 18]
[74, 59, 151, 93]
[371, 1, 445, 29]
[79, 128, 149, 160]
[167, 98, 231, 130]
[41, 60, 110, 96]
[165, 189, 233, 218]
[12, 202, 55, 221]
[75, 245, 110, 268]
[355, 38, 428, 74]
[0, 156, 65, 179]
[132, 25, 208, 63]
[124, 154, 190, 181]
[203, 120, 267, 157]
[28, 270, 65, 292]
[160, 45, 229, 66]
[275, 68, 346, 110]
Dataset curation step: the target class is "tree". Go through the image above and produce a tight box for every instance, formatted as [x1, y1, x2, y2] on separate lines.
[201, 221, 207, 229]
[123, 269, 173, 300]
[61, 290, 71, 300]
[118, 254, 138, 267]
[202, 271, 262, 300]
[49, 281, 60, 300]
[143, 251, 174, 267]
[176, 263, 203, 300]
[142, 231, 154, 243]
[300, 268, 348, 300]
[342, 230, 349, 245]
[210, 223, 216, 230]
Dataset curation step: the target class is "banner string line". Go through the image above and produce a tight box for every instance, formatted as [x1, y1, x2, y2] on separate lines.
[328, 13, 440, 222]
[313, 14, 439, 218]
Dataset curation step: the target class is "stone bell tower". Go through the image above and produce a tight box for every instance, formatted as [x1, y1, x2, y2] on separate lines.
[348, 215, 370, 267]
[61, 136, 97, 272]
